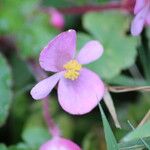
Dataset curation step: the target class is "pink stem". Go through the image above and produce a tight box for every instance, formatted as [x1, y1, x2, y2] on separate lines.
[42, 98, 60, 137]
[28, 59, 60, 137]
[41, 2, 134, 15]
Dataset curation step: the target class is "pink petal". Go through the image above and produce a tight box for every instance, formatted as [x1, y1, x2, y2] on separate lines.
[58, 68, 105, 115]
[30, 73, 62, 100]
[40, 137, 81, 150]
[39, 30, 76, 72]
[131, 6, 149, 36]
[134, 0, 145, 14]
[76, 41, 103, 65]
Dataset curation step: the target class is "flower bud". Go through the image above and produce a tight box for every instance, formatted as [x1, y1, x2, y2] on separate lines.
[40, 137, 81, 150]
[49, 8, 64, 29]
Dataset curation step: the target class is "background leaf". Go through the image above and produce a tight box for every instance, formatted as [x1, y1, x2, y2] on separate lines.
[0, 0, 58, 58]
[119, 137, 150, 150]
[83, 11, 138, 80]
[0, 144, 7, 150]
[99, 104, 119, 150]
[123, 121, 150, 142]
[22, 127, 50, 149]
[0, 53, 12, 126]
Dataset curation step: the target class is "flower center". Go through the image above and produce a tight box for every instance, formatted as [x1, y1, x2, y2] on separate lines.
[63, 60, 82, 80]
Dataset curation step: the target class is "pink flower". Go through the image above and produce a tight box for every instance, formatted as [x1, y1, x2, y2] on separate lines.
[49, 8, 64, 29]
[131, 0, 150, 36]
[31, 29, 105, 115]
[40, 137, 81, 150]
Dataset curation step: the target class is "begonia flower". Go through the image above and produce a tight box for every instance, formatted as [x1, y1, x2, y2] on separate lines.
[131, 0, 150, 36]
[49, 8, 64, 29]
[31, 29, 105, 115]
[40, 137, 81, 150]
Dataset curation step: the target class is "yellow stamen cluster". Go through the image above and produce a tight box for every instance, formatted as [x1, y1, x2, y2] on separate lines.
[63, 60, 82, 80]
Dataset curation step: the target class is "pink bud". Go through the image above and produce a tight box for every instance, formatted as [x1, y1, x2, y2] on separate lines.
[49, 9, 64, 29]
[40, 137, 81, 150]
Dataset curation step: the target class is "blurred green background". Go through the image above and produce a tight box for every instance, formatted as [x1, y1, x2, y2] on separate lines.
[0, 0, 150, 149]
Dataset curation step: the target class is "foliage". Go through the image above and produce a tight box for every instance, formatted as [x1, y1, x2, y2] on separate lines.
[0, 53, 12, 126]
[0, 0, 150, 149]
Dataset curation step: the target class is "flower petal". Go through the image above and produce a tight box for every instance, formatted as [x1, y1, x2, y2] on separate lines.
[39, 29, 76, 72]
[58, 68, 105, 115]
[40, 137, 81, 150]
[76, 41, 103, 65]
[131, 6, 148, 36]
[134, 0, 145, 14]
[31, 73, 62, 100]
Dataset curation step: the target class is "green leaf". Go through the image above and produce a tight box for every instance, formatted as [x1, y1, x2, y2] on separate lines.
[77, 32, 93, 50]
[17, 13, 58, 58]
[0, 0, 58, 58]
[10, 92, 30, 143]
[0, 53, 12, 126]
[16, 143, 32, 150]
[83, 11, 138, 79]
[8, 146, 28, 150]
[119, 137, 150, 150]
[22, 127, 50, 149]
[0, 0, 40, 34]
[107, 75, 148, 86]
[123, 121, 150, 142]
[0, 144, 7, 150]
[21, 101, 51, 148]
[10, 54, 33, 89]
[99, 104, 119, 150]
[14, 11, 58, 58]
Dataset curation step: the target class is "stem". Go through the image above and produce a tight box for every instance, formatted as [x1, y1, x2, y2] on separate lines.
[27, 59, 60, 137]
[43, 98, 60, 137]
[107, 85, 150, 93]
[129, 64, 144, 79]
[57, 2, 133, 14]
